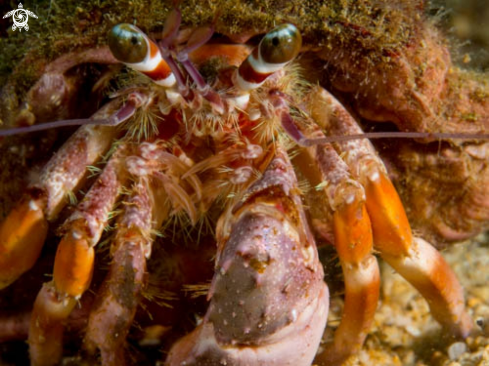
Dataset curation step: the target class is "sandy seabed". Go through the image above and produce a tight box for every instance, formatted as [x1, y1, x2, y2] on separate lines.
[321, 236, 489, 366]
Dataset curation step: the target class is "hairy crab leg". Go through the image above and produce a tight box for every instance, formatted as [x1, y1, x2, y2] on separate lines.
[0, 101, 126, 288]
[295, 141, 380, 365]
[311, 86, 473, 338]
[166, 149, 328, 366]
[28, 144, 131, 366]
[84, 176, 169, 365]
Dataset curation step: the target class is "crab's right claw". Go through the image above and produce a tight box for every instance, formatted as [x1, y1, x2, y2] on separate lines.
[0, 197, 48, 288]
[166, 149, 329, 366]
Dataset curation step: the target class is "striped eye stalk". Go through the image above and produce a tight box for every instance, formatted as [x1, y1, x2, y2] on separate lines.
[236, 23, 302, 91]
[108, 23, 176, 88]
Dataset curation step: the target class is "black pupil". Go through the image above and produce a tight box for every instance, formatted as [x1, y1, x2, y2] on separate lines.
[272, 36, 279, 46]
[131, 36, 138, 45]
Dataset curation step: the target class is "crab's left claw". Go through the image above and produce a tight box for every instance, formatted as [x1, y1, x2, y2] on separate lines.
[166, 149, 329, 366]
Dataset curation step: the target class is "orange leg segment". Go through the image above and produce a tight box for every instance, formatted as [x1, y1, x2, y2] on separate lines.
[306, 144, 380, 365]
[316, 188, 380, 365]
[0, 198, 48, 288]
[29, 225, 94, 366]
[53, 223, 95, 298]
[364, 167, 473, 338]
[362, 166, 412, 256]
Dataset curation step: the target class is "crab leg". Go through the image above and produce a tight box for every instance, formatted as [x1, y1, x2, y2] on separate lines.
[84, 140, 208, 365]
[317, 146, 381, 365]
[312, 86, 473, 338]
[0, 102, 124, 289]
[295, 141, 380, 365]
[84, 177, 169, 365]
[28, 144, 131, 366]
[166, 149, 328, 366]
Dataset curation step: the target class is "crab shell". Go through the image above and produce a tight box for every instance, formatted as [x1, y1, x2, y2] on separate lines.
[1, 0, 487, 244]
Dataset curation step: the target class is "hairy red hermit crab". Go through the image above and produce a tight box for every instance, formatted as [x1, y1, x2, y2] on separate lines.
[0, 1, 488, 365]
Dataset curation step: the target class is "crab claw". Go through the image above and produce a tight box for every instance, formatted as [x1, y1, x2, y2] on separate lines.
[166, 149, 329, 366]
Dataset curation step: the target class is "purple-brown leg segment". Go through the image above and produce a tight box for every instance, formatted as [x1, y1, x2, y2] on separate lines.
[312, 86, 473, 338]
[84, 176, 169, 365]
[166, 149, 328, 366]
[83, 139, 200, 364]
[28, 144, 131, 366]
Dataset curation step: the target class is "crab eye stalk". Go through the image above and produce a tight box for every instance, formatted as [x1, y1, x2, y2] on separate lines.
[108, 23, 176, 88]
[259, 24, 302, 64]
[235, 23, 302, 92]
[108, 24, 148, 64]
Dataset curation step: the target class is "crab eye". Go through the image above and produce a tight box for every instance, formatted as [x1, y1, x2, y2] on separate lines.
[108, 23, 148, 64]
[259, 24, 302, 64]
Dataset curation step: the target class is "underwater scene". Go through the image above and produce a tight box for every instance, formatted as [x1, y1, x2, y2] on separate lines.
[0, 0, 488, 365]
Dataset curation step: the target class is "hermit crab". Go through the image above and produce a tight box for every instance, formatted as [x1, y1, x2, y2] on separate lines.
[0, 1, 488, 365]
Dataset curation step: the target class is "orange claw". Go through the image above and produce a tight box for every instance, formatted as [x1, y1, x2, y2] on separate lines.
[53, 223, 95, 298]
[0, 198, 48, 288]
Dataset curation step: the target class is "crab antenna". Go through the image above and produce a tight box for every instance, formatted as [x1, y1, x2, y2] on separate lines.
[160, 8, 182, 48]
[177, 25, 213, 91]
[173, 26, 224, 113]
[158, 14, 222, 108]
[280, 110, 489, 147]
[159, 49, 188, 95]
[272, 91, 489, 146]
[305, 131, 489, 145]
[0, 94, 143, 137]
